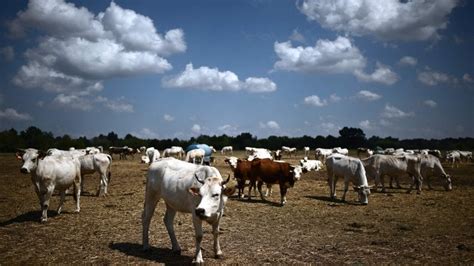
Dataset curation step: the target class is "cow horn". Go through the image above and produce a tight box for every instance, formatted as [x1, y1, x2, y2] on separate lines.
[194, 174, 205, 184]
[222, 174, 231, 185]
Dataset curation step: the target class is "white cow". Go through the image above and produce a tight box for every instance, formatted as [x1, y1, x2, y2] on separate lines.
[85, 147, 101, 155]
[247, 148, 273, 161]
[78, 153, 112, 196]
[146, 147, 160, 164]
[47, 148, 86, 158]
[221, 146, 233, 155]
[458, 150, 473, 163]
[333, 147, 349, 156]
[281, 146, 297, 157]
[300, 157, 323, 172]
[141, 155, 150, 164]
[446, 151, 461, 168]
[417, 154, 452, 191]
[362, 154, 423, 194]
[186, 148, 206, 164]
[357, 148, 373, 159]
[17, 148, 81, 222]
[315, 148, 334, 163]
[142, 158, 235, 264]
[245, 147, 257, 155]
[325, 155, 371, 205]
[304, 146, 310, 157]
[163, 146, 185, 159]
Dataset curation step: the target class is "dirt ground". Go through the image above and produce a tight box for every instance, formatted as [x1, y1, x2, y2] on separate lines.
[0, 151, 473, 264]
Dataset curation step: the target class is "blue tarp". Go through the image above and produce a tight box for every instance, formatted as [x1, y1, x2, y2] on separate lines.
[186, 143, 213, 163]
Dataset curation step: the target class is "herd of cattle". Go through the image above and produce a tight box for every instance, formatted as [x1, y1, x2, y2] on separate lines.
[14, 144, 472, 263]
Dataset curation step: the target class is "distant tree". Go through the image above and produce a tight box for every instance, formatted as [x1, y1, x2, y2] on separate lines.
[106, 132, 119, 146]
[338, 127, 366, 148]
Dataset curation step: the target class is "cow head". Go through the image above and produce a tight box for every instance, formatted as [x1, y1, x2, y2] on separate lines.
[290, 165, 303, 181]
[224, 156, 239, 169]
[189, 169, 235, 221]
[353, 185, 371, 205]
[442, 174, 453, 191]
[17, 148, 46, 174]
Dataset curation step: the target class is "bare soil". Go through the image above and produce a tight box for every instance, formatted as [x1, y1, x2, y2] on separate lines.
[0, 151, 473, 264]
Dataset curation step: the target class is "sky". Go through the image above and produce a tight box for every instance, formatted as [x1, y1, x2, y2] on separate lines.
[0, 0, 473, 140]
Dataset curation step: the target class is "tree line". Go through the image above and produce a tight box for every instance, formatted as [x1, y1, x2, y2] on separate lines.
[0, 126, 473, 153]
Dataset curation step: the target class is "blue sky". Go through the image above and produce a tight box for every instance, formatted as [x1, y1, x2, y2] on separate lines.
[0, 0, 473, 140]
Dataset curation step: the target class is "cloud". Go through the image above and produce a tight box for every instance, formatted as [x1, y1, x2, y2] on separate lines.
[273, 36, 366, 74]
[418, 70, 451, 86]
[463, 73, 473, 83]
[423, 100, 437, 108]
[321, 122, 340, 135]
[381, 104, 414, 118]
[191, 124, 201, 134]
[163, 114, 174, 121]
[298, 0, 459, 41]
[353, 62, 398, 85]
[162, 63, 276, 93]
[218, 124, 239, 135]
[357, 90, 381, 101]
[304, 95, 327, 107]
[0, 108, 33, 121]
[132, 128, 159, 139]
[359, 120, 374, 130]
[398, 56, 417, 66]
[379, 119, 392, 127]
[289, 29, 306, 43]
[0, 46, 14, 61]
[9, 0, 185, 110]
[53, 94, 133, 112]
[53, 94, 93, 111]
[103, 98, 134, 113]
[329, 94, 341, 103]
[259, 121, 280, 130]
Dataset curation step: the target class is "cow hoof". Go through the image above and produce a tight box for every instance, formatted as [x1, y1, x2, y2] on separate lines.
[74, 208, 80, 213]
[215, 253, 223, 259]
[40, 217, 47, 223]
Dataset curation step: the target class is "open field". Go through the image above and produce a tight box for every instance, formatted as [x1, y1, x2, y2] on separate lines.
[1, 151, 473, 264]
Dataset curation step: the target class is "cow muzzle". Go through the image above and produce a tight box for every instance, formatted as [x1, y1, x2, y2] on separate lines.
[20, 167, 29, 174]
[195, 208, 207, 219]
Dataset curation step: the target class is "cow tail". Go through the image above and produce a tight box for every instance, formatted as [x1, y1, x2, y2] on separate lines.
[107, 154, 112, 183]
[73, 183, 78, 202]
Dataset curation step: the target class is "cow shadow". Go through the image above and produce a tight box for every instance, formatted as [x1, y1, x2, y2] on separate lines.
[304, 195, 362, 206]
[235, 197, 282, 207]
[109, 242, 192, 265]
[0, 210, 57, 226]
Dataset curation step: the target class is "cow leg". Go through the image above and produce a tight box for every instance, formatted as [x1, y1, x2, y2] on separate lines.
[212, 222, 223, 258]
[341, 179, 349, 202]
[142, 188, 160, 250]
[279, 185, 287, 206]
[57, 190, 66, 215]
[328, 175, 337, 199]
[265, 183, 273, 197]
[192, 215, 204, 264]
[163, 205, 181, 254]
[40, 183, 54, 223]
[426, 176, 433, 190]
[98, 171, 108, 197]
[379, 175, 386, 193]
[257, 181, 266, 201]
[73, 174, 81, 213]
[247, 180, 256, 200]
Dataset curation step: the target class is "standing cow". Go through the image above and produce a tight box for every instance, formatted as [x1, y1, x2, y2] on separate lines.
[17, 148, 81, 222]
[326, 155, 371, 205]
[249, 159, 302, 206]
[78, 153, 112, 196]
[142, 158, 235, 264]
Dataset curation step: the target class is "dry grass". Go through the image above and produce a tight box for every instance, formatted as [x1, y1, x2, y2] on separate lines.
[0, 151, 473, 264]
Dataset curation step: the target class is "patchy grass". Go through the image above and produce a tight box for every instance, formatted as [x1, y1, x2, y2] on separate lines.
[0, 151, 473, 264]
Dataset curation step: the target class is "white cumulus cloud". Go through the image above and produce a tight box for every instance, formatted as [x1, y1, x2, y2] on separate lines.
[398, 56, 417, 67]
[259, 121, 280, 130]
[298, 0, 459, 41]
[191, 124, 201, 134]
[359, 120, 373, 130]
[304, 95, 327, 107]
[164, 114, 174, 121]
[289, 29, 306, 43]
[381, 104, 414, 119]
[418, 70, 451, 86]
[423, 100, 437, 108]
[354, 63, 398, 85]
[357, 90, 381, 101]
[0, 108, 33, 121]
[162, 63, 276, 93]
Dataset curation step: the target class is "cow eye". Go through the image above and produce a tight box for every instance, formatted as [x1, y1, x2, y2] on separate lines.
[212, 193, 219, 198]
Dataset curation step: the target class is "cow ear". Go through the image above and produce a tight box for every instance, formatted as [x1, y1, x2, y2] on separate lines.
[189, 187, 200, 196]
[38, 150, 47, 159]
[15, 152, 23, 160]
[223, 186, 236, 197]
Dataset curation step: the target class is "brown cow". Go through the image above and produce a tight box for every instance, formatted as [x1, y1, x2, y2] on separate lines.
[249, 159, 302, 206]
[224, 157, 254, 198]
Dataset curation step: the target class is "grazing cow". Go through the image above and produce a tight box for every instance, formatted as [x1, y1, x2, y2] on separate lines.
[326, 155, 370, 204]
[315, 148, 333, 163]
[109, 146, 129, 160]
[427, 149, 442, 158]
[458, 150, 473, 163]
[78, 153, 112, 196]
[186, 149, 205, 165]
[141, 155, 150, 164]
[300, 157, 323, 172]
[249, 159, 302, 206]
[162, 146, 185, 159]
[357, 148, 373, 159]
[16, 148, 81, 222]
[446, 151, 461, 168]
[281, 146, 297, 157]
[142, 158, 235, 264]
[139, 146, 147, 153]
[362, 154, 423, 194]
[418, 154, 452, 191]
[221, 146, 233, 155]
[146, 147, 160, 164]
[304, 146, 310, 157]
[333, 147, 349, 156]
